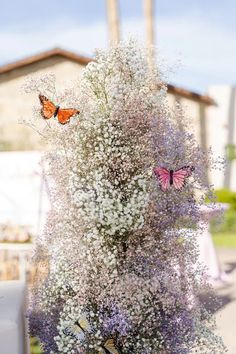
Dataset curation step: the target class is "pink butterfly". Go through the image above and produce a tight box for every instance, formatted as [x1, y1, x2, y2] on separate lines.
[153, 166, 194, 191]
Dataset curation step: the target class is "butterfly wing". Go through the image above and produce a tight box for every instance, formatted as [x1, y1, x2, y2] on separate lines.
[63, 312, 92, 342]
[153, 167, 170, 191]
[39, 95, 57, 119]
[79, 315, 91, 333]
[63, 323, 85, 341]
[98, 349, 106, 354]
[172, 166, 194, 190]
[103, 338, 120, 354]
[57, 108, 80, 124]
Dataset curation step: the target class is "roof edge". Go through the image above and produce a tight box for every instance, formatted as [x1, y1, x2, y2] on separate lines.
[167, 84, 216, 106]
[0, 47, 92, 75]
[0, 48, 215, 106]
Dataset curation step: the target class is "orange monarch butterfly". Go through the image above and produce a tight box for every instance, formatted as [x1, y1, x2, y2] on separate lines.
[39, 94, 80, 125]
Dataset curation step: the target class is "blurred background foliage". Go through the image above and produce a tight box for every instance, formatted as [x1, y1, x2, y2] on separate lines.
[30, 337, 42, 354]
[211, 189, 236, 233]
[211, 189, 236, 248]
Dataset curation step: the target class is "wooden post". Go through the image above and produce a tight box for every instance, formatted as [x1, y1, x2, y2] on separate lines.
[143, 0, 155, 69]
[106, 0, 120, 46]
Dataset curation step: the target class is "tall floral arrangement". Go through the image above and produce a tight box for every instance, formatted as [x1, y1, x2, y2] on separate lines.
[26, 41, 224, 353]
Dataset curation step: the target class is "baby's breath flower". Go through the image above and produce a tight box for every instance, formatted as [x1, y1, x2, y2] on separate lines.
[27, 40, 225, 354]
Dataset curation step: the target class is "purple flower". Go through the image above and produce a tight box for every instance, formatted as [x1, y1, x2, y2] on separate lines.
[28, 309, 60, 354]
[99, 303, 131, 337]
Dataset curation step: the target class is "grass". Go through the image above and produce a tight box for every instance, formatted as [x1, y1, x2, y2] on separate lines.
[30, 337, 42, 354]
[212, 232, 236, 248]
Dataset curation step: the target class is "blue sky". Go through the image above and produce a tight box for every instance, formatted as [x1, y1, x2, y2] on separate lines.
[0, 0, 236, 93]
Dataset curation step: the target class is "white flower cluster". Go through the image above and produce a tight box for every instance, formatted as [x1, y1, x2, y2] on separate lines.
[72, 170, 148, 237]
[55, 300, 84, 351]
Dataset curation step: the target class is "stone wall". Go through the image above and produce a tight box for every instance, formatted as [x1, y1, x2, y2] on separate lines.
[0, 57, 206, 150]
[0, 57, 85, 150]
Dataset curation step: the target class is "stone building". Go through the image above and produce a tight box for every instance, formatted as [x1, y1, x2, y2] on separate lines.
[0, 47, 215, 151]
